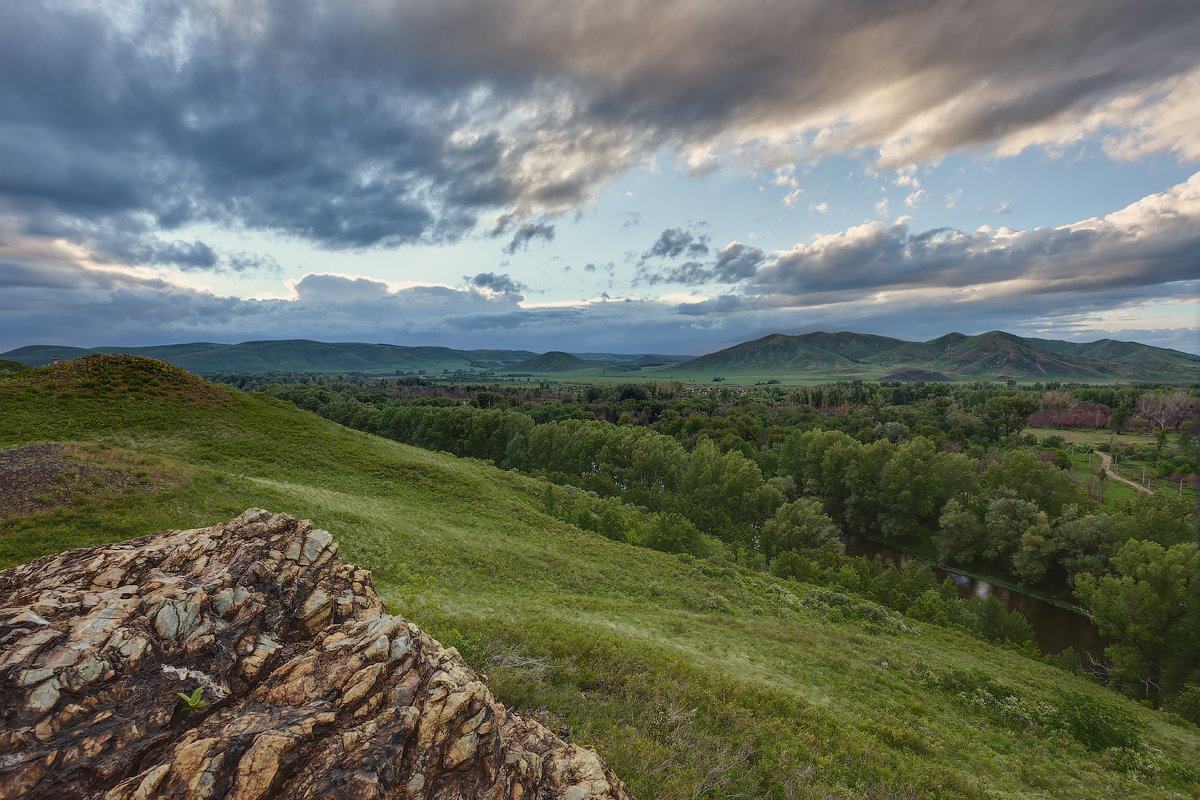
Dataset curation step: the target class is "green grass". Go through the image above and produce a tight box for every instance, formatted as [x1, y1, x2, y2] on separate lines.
[3, 356, 1199, 799]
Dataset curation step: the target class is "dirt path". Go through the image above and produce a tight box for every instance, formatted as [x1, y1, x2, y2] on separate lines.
[1095, 450, 1153, 494]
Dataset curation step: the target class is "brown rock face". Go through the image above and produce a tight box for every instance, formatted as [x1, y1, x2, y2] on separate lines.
[0, 509, 633, 800]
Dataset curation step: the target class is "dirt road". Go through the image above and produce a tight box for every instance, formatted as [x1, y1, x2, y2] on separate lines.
[1095, 450, 1153, 494]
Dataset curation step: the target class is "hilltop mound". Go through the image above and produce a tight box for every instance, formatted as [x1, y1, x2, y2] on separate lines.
[0, 509, 632, 800]
[505, 351, 592, 373]
[2, 354, 234, 406]
[0, 360, 29, 376]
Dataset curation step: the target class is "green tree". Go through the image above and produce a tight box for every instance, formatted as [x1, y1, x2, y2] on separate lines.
[1010, 511, 1054, 585]
[981, 449, 1079, 517]
[1112, 493, 1199, 548]
[761, 498, 839, 558]
[983, 490, 1041, 564]
[646, 512, 704, 555]
[935, 498, 987, 565]
[1075, 540, 1199, 698]
[982, 393, 1040, 441]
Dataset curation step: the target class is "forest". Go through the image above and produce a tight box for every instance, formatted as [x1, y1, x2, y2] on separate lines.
[210, 371, 1200, 718]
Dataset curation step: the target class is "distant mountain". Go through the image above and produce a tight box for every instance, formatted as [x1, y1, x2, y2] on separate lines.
[5, 332, 1196, 382]
[0, 340, 541, 375]
[504, 351, 593, 373]
[571, 352, 689, 366]
[668, 330, 1200, 383]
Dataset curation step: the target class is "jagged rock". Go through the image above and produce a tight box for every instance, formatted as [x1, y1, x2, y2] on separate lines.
[0, 509, 634, 800]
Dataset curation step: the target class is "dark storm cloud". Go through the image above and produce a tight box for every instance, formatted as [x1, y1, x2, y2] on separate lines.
[642, 227, 710, 260]
[3, 0, 1199, 267]
[501, 222, 556, 255]
[712, 243, 766, 282]
[468, 272, 527, 294]
[637, 241, 767, 285]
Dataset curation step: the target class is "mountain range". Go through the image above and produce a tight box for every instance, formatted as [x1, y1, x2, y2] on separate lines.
[2, 330, 1197, 383]
[665, 330, 1199, 383]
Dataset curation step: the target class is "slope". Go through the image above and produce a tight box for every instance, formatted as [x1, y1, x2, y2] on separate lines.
[2, 356, 1198, 798]
[928, 331, 1114, 380]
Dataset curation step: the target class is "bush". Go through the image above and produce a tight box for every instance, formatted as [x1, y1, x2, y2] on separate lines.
[1168, 683, 1200, 727]
[1054, 690, 1143, 751]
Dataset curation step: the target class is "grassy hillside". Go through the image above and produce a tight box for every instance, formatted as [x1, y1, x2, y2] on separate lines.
[2, 356, 1198, 798]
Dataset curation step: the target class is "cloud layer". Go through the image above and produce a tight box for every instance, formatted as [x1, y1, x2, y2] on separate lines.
[3, 0, 1199, 267]
[3, 174, 1196, 355]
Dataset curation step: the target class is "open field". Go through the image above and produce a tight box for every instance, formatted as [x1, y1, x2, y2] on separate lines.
[2, 357, 1199, 798]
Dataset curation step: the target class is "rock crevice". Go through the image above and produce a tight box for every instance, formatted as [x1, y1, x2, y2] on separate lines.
[0, 509, 633, 800]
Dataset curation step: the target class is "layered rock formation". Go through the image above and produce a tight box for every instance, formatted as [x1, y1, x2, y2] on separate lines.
[0, 509, 633, 800]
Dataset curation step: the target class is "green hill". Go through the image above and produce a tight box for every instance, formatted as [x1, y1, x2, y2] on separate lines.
[929, 331, 1111, 380]
[504, 350, 595, 373]
[666, 330, 1200, 383]
[2, 356, 1199, 798]
[0, 359, 29, 376]
[674, 333, 863, 373]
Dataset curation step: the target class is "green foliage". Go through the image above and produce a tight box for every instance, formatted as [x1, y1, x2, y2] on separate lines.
[760, 497, 838, 557]
[1076, 540, 1199, 697]
[1167, 683, 1200, 727]
[176, 687, 207, 715]
[935, 498, 987, 565]
[645, 512, 703, 556]
[1054, 690, 1144, 751]
[982, 393, 1040, 440]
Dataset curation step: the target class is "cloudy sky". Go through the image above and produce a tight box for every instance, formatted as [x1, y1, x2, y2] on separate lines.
[2, 0, 1198, 356]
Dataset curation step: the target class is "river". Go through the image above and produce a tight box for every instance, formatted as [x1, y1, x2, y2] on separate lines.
[842, 535, 1109, 657]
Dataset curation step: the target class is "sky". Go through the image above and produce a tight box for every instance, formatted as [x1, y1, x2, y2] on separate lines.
[2, 0, 1199, 357]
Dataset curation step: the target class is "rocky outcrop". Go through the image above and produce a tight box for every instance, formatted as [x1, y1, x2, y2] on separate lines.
[0, 509, 633, 800]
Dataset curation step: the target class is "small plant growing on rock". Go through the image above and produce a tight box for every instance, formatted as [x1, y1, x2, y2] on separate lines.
[176, 687, 207, 715]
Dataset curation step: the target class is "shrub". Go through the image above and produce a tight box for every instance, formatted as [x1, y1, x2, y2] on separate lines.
[1054, 690, 1143, 751]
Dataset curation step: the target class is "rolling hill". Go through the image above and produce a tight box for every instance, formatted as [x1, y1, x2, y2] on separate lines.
[3, 355, 1198, 797]
[4, 330, 1197, 383]
[665, 330, 1200, 383]
[504, 350, 595, 373]
[0, 340, 539, 375]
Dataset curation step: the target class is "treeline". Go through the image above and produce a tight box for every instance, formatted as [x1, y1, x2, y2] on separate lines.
[236, 378, 1200, 715]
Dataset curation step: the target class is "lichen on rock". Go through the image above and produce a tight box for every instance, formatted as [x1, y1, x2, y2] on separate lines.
[0, 509, 633, 800]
